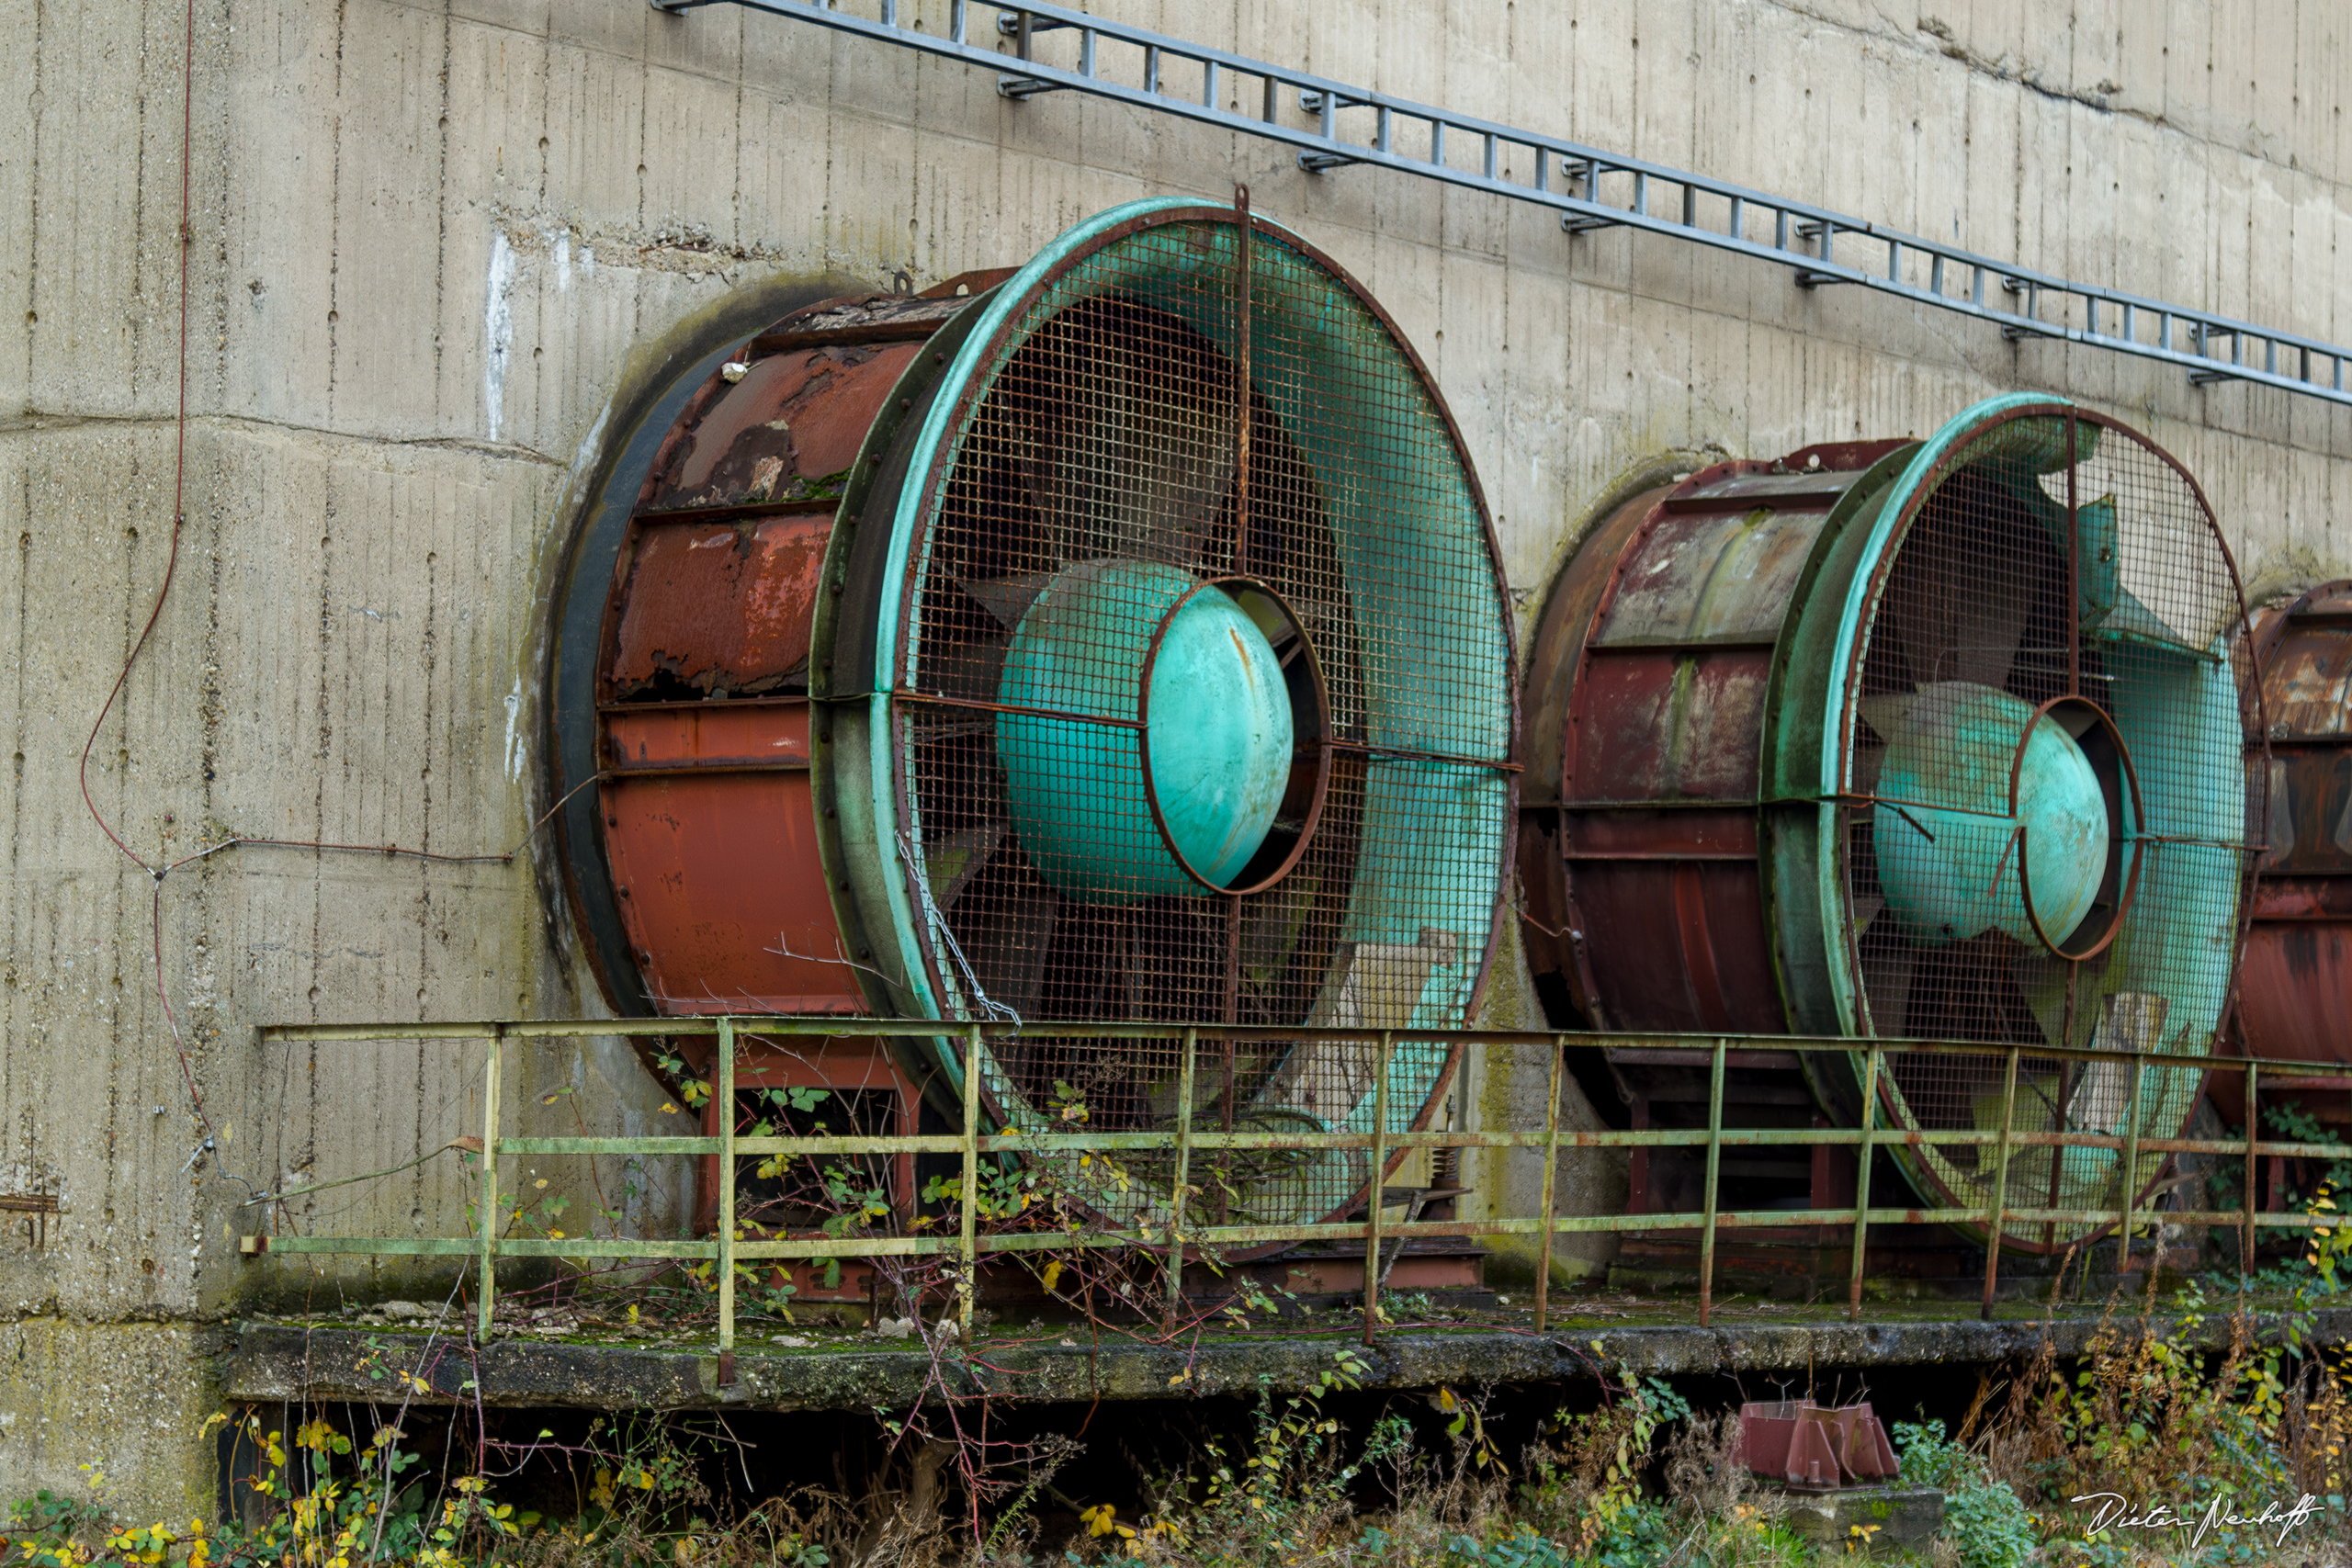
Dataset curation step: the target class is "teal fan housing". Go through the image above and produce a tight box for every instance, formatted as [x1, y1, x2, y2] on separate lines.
[808, 198, 1518, 1235]
[1762, 396, 2260, 1245]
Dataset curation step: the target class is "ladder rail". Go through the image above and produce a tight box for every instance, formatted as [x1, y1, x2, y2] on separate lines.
[654, 0, 2352, 412]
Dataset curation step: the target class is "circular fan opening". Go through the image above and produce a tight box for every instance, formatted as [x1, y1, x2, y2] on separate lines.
[838, 200, 1517, 1233]
[1834, 400, 2260, 1248]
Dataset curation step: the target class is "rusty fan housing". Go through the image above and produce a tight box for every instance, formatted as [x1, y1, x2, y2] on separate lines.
[548, 199, 1518, 1238]
[1522, 397, 2263, 1250]
[2214, 581, 2352, 1129]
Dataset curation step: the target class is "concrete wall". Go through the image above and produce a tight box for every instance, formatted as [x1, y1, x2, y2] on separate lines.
[5, 0, 2348, 1515]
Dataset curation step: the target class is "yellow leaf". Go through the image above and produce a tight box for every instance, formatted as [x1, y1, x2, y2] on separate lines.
[1041, 1260, 1063, 1293]
[1436, 1387, 1458, 1413]
[661, 1103, 679, 1115]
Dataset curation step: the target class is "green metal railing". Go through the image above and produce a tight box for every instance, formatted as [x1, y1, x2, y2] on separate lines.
[242, 1018, 2352, 1364]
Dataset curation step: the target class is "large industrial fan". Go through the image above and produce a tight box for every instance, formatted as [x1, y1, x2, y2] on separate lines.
[549, 197, 1517, 1241]
[1521, 396, 2261, 1250]
[2216, 581, 2352, 1134]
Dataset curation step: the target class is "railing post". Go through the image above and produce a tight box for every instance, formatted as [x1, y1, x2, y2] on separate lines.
[2243, 1060, 2261, 1280]
[2115, 1053, 2144, 1278]
[717, 1018, 737, 1375]
[1697, 1038, 1726, 1329]
[1362, 1031, 1393, 1346]
[1533, 1033, 1565, 1332]
[476, 1025, 503, 1342]
[1161, 1028, 1198, 1335]
[959, 1023, 983, 1337]
[1979, 1047, 2020, 1321]
[1847, 1046, 1880, 1322]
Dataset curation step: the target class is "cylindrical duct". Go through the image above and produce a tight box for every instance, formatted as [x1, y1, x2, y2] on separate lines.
[2215, 581, 2352, 1128]
[1522, 398, 2263, 1249]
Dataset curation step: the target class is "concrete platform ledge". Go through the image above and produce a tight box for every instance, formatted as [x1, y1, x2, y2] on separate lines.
[222, 1302, 2352, 1414]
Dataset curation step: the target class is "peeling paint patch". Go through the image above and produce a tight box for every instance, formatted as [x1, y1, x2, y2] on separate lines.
[483, 232, 518, 443]
[503, 679, 526, 783]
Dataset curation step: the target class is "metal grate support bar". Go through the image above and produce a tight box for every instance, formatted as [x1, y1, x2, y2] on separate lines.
[651, 0, 2352, 412]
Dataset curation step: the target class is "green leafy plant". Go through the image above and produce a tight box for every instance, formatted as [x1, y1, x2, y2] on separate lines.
[1894, 1418, 2038, 1568]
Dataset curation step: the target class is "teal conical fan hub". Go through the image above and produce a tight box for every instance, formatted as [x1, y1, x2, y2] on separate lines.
[1872, 683, 2111, 949]
[996, 560, 1294, 902]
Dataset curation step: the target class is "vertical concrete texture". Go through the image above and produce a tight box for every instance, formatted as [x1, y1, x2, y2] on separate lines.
[4, 0, 2349, 1517]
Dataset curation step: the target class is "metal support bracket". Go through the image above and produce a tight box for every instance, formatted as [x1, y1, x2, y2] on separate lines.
[997, 75, 1066, 99]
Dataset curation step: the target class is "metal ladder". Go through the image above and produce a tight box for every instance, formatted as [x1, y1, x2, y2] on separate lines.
[650, 0, 2352, 414]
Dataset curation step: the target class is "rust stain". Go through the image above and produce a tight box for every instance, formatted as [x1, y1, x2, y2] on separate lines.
[601, 767, 863, 1016]
[612, 514, 831, 696]
[2228, 581, 2352, 1112]
[649, 342, 919, 510]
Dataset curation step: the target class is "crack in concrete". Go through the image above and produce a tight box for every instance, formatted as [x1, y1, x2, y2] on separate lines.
[0, 411, 567, 468]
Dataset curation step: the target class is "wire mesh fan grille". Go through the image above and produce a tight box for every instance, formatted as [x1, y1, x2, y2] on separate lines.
[1839, 410, 2259, 1244]
[888, 211, 1513, 1226]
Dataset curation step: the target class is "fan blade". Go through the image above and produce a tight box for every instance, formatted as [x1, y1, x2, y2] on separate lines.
[959, 572, 1054, 632]
[923, 822, 1005, 912]
[1003, 300, 1242, 570]
[1858, 694, 1913, 747]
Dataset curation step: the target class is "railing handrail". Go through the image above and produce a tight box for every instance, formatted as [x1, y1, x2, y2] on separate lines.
[255, 1015, 2346, 1081]
[239, 1019, 2344, 1373]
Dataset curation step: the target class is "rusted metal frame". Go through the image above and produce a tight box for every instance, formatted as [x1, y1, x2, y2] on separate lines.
[746, 318, 956, 354]
[959, 1022, 983, 1335]
[285, 1197, 2349, 1268]
[1533, 1033, 1565, 1331]
[888, 686, 1146, 730]
[630, 496, 842, 527]
[2065, 410, 2081, 695]
[1233, 185, 1253, 574]
[597, 694, 811, 716]
[1329, 737, 1521, 773]
[257, 1018, 2352, 1089]
[717, 1019, 738, 1376]
[265, 1032, 2352, 1192]
[2046, 995, 2075, 1250]
[1559, 849, 1755, 862]
[1557, 796, 1762, 810]
[1697, 1038, 1727, 1328]
[2114, 1054, 2145, 1276]
[477, 1025, 503, 1342]
[1980, 1047, 2021, 1320]
[1161, 1027, 1197, 1332]
[1847, 1045, 1880, 1320]
[1579, 631, 1785, 650]
[2244, 1060, 2261, 1280]
[1363, 1031, 1394, 1344]
[603, 761, 814, 780]
[1217, 915, 1238, 1233]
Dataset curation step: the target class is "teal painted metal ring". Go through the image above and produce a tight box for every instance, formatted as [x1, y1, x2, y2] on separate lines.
[1797, 395, 2257, 1247]
[816, 197, 1518, 1235]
